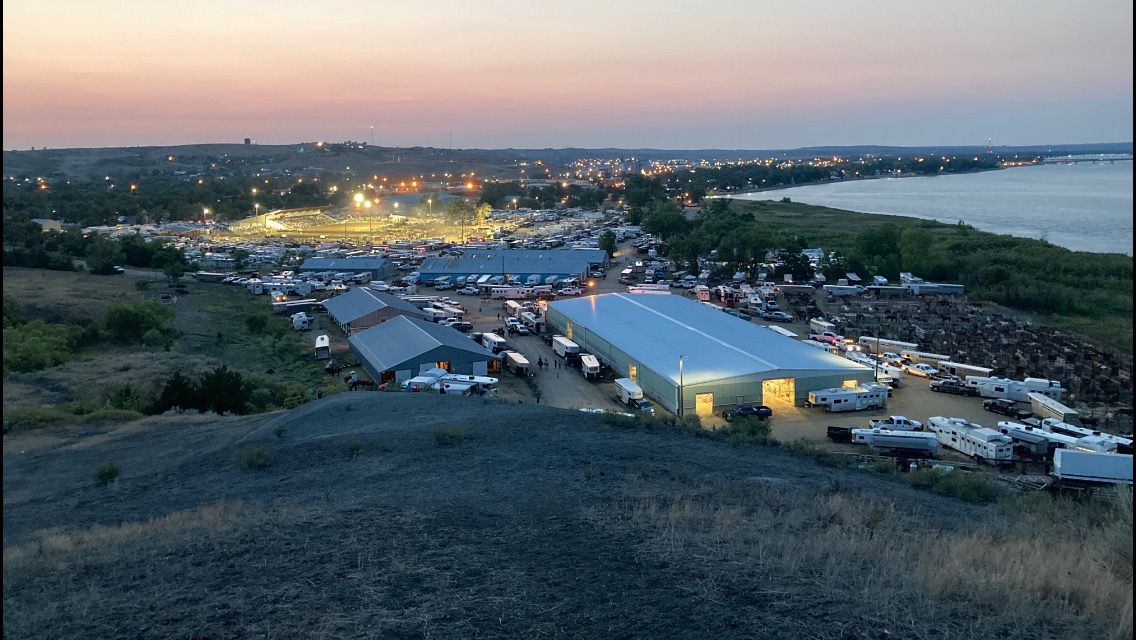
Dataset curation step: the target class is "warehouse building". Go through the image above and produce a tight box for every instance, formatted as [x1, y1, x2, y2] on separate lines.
[545, 293, 874, 417]
[297, 257, 393, 281]
[417, 249, 608, 285]
[322, 288, 427, 336]
[349, 315, 498, 384]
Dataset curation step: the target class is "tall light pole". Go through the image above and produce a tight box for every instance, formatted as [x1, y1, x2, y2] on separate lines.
[678, 354, 686, 417]
[427, 198, 433, 216]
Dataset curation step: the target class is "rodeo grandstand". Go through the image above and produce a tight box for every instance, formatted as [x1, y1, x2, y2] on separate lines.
[228, 206, 338, 235]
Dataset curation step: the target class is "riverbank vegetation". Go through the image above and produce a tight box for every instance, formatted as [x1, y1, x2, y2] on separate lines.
[636, 197, 1132, 355]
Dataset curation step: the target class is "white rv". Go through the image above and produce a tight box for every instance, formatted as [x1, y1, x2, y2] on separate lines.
[926, 417, 1013, 464]
[579, 354, 601, 379]
[965, 377, 1065, 402]
[520, 311, 545, 333]
[314, 334, 331, 360]
[806, 384, 888, 412]
[291, 312, 313, 331]
[480, 332, 508, 354]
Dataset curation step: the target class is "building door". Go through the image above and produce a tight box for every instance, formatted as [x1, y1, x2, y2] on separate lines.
[695, 393, 714, 418]
[762, 378, 796, 407]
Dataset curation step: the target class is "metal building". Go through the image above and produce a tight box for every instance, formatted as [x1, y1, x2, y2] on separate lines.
[349, 316, 497, 384]
[545, 293, 874, 417]
[417, 249, 607, 285]
[322, 288, 427, 336]
[297, 257, 393, 280]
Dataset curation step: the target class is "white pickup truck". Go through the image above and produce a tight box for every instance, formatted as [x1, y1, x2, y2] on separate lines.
[867, 416, 923, 431]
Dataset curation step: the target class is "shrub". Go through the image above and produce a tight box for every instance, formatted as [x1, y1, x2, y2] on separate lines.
[785, 439, 852, 467]
[722, 416, 773, 445]
[105, 383, 156, 414]
[2, 320, 76, 375]
[197, 365, 252, 415]
[433, 427, 475, 446]
[236, 444, 274, 469]
[274, 426, 286, 438]
[154, 371, 201, 414]
[245, 314, 269, 335]
[346, 441, 362, 458]
[906, 467, 1000, 503]
[78, 409, 143, 425]
[102, 301, 174, 343]
[94, 462, 120, 485]
[3, 406, 75, 432]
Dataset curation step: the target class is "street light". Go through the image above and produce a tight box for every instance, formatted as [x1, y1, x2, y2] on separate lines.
[512, 197, 518, 211]
[678, 354, 686, 417]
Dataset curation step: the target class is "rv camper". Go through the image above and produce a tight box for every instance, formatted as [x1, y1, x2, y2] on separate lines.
[926, 417, 1013, 464]
[314, 334, 331, 360]
[579, 354, 601, 379]
[806, 384, 888, 412]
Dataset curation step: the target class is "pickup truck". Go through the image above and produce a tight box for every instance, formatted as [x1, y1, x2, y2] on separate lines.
[983, 398, 1033, 420]
[867, 416, 923, 431]
[808, 330, 844, 345]
[929, 378, 979, 396]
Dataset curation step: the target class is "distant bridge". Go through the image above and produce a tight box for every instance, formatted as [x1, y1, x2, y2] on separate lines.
[1039, 154, 1133, 164]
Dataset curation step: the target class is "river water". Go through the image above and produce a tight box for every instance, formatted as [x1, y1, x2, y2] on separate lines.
[728, 162, 1133, 256]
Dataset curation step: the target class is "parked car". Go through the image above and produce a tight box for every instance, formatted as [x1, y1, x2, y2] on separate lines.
[453, 321, 473, 333]
[762, 311, 794, 322]
[764, 301, 780, 311]
[722, 405, 773, 421]
[457, 286, 480, 295]
[983, 398, 1033, 419]
[904, 363, 939, 378]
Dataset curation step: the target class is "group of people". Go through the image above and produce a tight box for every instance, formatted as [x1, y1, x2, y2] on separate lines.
[534, 356, 561, 370]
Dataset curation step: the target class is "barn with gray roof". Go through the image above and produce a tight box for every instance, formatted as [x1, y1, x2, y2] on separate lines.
[322, 288, 427, 335]
[545, 293, 875, 417]
[349, 315, 498, 384]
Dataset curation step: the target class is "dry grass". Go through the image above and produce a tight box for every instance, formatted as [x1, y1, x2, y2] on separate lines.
[606, 480, 1132, 639]
[3, 501, 278, 568]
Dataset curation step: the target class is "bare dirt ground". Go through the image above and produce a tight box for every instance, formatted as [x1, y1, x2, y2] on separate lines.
[2, 393, 1122, 639]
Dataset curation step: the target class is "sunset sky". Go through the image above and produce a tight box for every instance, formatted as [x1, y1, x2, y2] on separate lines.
[3, 0, 1132, 151]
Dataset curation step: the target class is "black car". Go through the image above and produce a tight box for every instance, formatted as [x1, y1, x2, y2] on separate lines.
[722, 405, 773, 421]
[983, 398, 1033, 420]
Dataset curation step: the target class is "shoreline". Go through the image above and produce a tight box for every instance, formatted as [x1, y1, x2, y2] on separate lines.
[716, 165, 1133, 257]
[710, 166, 1010, 197]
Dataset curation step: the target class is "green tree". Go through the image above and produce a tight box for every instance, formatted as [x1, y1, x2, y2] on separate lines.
[598, 230, 617, 257]
[86, 238, 125, 275]
[197, 365, 252, 415]
[641, 201, 688, 241]
[102, 301, 175, 343]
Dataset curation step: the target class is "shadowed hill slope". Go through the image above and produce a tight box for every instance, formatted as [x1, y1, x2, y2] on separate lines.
[3, 394, 1127, 639]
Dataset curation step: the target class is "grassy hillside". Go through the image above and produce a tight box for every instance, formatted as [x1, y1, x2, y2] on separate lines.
[3, 394, 1131, 639]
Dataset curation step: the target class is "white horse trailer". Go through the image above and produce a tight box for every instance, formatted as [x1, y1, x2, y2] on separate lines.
[927, 417, 1013, 465]
[807, 384, 888, 412]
